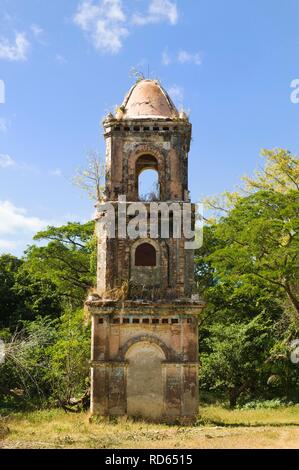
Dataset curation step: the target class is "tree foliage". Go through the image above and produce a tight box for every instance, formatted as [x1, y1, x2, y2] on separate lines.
[0, 222, 94, 409]
[210, 190, 299, 323]
[26, 221, 96, 306]
[0, 254, 62, 329]
[200, 316, 273, 407]
[0, 312, 90, 409]
[198, 149, 299, 406]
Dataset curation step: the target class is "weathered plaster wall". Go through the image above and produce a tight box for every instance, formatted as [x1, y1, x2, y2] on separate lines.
[103, 120, 191, 202]
[96, 209, 195, 298]
[89, 301, 201, 422]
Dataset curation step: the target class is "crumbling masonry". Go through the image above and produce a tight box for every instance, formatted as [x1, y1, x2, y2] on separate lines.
[86, 80, 204, 423]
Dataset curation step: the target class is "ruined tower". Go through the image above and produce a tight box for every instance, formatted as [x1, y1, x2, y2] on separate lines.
[86, 80, 204, 422]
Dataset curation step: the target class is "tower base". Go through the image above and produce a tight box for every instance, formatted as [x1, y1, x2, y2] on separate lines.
[87, 299, 204, 423]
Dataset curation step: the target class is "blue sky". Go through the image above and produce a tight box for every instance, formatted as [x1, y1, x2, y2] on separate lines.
[0, 0, 298, 256]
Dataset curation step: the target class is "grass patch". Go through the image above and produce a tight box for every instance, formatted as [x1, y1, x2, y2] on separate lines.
[199, 405, 299, 427]
[1, 406, 299, 449]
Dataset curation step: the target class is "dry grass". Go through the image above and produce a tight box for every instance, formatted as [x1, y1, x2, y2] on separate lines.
[1, 406, 299, 449]
[200, 405, 299, 427]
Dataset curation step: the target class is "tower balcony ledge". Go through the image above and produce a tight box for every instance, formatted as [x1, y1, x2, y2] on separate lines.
[85, 297, 205, 315]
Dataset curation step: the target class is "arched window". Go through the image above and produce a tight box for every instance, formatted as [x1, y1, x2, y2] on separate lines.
[136, 155, 159, 201]
[135, 243, 157, 267]
[139, 169, 159, 201]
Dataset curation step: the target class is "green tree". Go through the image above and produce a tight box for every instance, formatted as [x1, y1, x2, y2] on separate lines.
[0, 255, 62, 329]
[209, 190, 299, 325]
[203, 149, 299, 325]
[197, 149, 299, 406]
[0, 222, 94, 410]
[45, 309, 90, 405]
[0, 311, 90, 410]
[25, 221, 96, 306]
[13, 267, 63, 322]
[0, 255, 23, 328]
[199, 315, 274, 407]
[0, 317, 57, 408]
[243, 148, 299, 193]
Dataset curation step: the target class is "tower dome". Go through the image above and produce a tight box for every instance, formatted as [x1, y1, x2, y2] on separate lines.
[120, 79, 178, 119]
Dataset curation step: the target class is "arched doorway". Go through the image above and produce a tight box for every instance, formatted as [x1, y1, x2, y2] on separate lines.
[125, 342, 165, 419]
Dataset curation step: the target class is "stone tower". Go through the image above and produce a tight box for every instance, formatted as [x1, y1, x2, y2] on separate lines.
[86, 80, 204, 423]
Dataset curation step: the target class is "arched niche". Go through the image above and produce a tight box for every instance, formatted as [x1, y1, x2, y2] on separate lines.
[125, 341, 165, 419]
[135, 242, 157, 267]
[130, 239, 161, 287]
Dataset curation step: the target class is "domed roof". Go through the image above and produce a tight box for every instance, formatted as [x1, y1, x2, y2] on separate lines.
[120, 80, 178, 119]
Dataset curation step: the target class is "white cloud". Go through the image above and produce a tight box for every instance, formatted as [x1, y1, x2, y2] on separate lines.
[177, 49, 201, 65]
[162, 47, 171, 66]
[0, 154, 15, 168]
[0, 200, 48, 236]
[132, 0, 178, 26]
[74, 0, 179, 54]
[30, 24, 44, 38]
[74, 0, 128, 54]
[168, 84, 184, 108]
[49, 168, 62, 177]
[0, 202, 85, 255]
[0, 118, 8, 132]
[55, 54, 67, 64]
[0, 239, 17, 250]
[0, 32, 30, 61]
[162, 48, 202, 66]
[0, 156, 62, 176]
